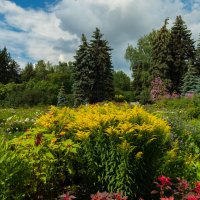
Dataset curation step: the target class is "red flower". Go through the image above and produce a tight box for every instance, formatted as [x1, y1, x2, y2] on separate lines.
[160, 197, 174, 200]
[193, 182, 200, 195]
[157, 175, 172, 186]
[187, 194, 198, 200]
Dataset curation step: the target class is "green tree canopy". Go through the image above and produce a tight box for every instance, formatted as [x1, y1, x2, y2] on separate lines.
[125, 31, 157, 103]
[113, 70, 131, 91]
[20, 62, 35, 82]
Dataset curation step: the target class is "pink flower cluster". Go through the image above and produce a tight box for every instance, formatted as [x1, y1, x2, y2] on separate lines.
[150, 77, 168, 101]
[91, 191, 128, 200]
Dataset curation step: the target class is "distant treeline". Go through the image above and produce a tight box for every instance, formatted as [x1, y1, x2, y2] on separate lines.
[125, 16, 200, 103]
[1, 15, 199, 107]
[0, 29, 132, 107]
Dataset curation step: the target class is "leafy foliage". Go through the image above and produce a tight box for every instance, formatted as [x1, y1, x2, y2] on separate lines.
[36, 103, 170, 198]
[125, 31, 156, 103]
[151, 175, 200, 200]
[0, 137, 31, 200]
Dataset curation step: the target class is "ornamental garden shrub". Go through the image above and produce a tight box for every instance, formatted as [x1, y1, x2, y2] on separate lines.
[14, 103, 170, 199]
[0, 137, 31, 200]
[151, 175, 200, 200]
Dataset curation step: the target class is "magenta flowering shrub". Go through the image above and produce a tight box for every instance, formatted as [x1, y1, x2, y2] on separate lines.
[91, 191, 128, 200]
[151, 175, 200, 200]
[150, 77, 168, 101]
[59, 192, 76, 200]
[59, 191, 128, 200]
[185, 92, 194, 99]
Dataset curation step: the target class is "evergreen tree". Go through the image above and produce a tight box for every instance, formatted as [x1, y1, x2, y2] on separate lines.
[73, 34, 94, 106]
[89, 28, 114, 103]
[151, 18, 171, 84]
[181, 61, 200, 95]
[168, 16, 195, 92]
[0, 47, 20, 84]
[57, 83, 67, 107]
[195, 33, 200, 74]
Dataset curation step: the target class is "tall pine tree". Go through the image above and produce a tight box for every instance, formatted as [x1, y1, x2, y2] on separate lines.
[73, 34, 94, 106]
[168, 16, 195, 92]
[0, 47, 20, 84]
[195, 33, 200, 75]
[89, 28, 114, 103]
[151, 18, 171, 85]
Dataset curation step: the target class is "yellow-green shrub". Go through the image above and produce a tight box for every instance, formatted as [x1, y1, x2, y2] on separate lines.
[11, 103, 171, 199]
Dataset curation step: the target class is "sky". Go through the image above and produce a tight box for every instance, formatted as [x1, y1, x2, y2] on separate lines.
[1, 0, 200, 75]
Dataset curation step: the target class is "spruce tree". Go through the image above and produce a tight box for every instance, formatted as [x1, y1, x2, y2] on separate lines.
[151, 18, 171, 85]
[89, 28, 114, 103]
[168, 16, 195, 92]
[73, 34, 94, 106]
[57, 83, 67, 107]
[0, 47, 20, 84]
[195, 33, 200, 74]
[181, 61, 200, 95]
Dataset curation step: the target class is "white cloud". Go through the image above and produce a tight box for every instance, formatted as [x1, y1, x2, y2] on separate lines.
[0, 0, 77, 66]
[0, 0, 200, 74]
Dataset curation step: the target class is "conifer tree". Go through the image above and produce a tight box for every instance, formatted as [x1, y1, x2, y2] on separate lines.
[73, 34, 94, 106]
[89, 28, 114, 103]
[195, 33, 200, 74]
[181, 61, 200, 95]
[0, 47, 20, 84]
[151, 18, 171, 84]
[168, 16, 195, 92]
[57, 83, 67, 107]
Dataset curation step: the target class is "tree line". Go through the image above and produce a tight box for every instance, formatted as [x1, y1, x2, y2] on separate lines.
[0, 28, 131, 107]
[125, 15, 200, 103]
[2, 15, 197, 107]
